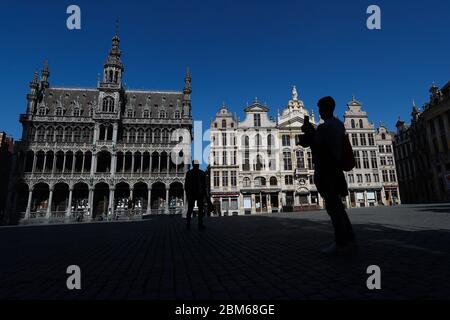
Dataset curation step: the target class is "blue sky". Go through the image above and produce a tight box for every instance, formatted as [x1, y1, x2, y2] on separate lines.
[1, 0, 449, 139]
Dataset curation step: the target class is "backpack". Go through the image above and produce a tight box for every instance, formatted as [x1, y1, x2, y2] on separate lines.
[341, 134, 355, 172]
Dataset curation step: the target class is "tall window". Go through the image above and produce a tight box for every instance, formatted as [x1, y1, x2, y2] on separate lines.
[137, 129, 144, 143]
[74, 127, 82, 142]
[222, 171, 229, 187]
[267, 134, 274, 151]
[351, 134, 358, 146]
[382, 170, 389, 183]
[380, 156, 386, 166]
[103, 97, 114, 112]
[213, 172, 220, 187]
[368, 134, 374, 146]
[282, 135, 290, 147]
[296, 150, 305, 169]
[222, 132, 227, 146]
[354, 151, 361, 169]
[213, 152, 219, 165]
[379, 145, 385, 153]
[254, 114, 261, 127]
[351, 119, 355, 128]
[255, 134, 262, 147]
[231, 171, 237, 187]
[46, 127, 54, 142]
[283, 152, 292, 170]
[129, 129, 136, 143]
[307, 151, 313, 169]
[359, 119, 363, 128]
[371, 151, 378, 169]
[232, 151, 237, 165]
[222, 119, 227, 128]
[360, 134, 367, 146]
[243, 177, 251, 187]
[386, 145, 392, 153]
[222, 151, 227, 165]
[162, 130, 169, 143]
[362, 151, 369, 169]
[389, 170, 397, 182]
[357, 174, 363, 183]
[365, 174, 371, 183]
[56, 127, 64, 142]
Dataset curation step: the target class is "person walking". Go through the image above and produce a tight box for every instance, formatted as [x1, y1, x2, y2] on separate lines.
[184, 160, 207, 230]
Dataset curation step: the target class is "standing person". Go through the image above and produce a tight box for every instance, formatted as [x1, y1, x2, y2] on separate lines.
[300, 96, 357, 255]
[184, 160, 207, 230]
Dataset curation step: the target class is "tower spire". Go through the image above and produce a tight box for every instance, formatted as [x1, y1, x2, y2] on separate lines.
[183, 67, 192, 95]
[41, 59, 50, 88]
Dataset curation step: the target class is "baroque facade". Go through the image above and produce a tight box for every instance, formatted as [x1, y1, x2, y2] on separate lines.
[394, 81, 450, 203]
[209, 88, 400, 215]
[6, 33, 193, 224]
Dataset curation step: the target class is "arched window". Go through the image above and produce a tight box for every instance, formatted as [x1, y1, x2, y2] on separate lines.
[137, 129, 145, 143]
[129, 129, 136, 143]
[351, 119, 355, 128]
[382, 133, 386, 140]
[103, 97, 114, 112]
[255, 134, 262, 147]
[243, 177, 251, 187]
[222, 120, 227, 128]
[270, 177, 278, 186]
[74, 127, 82, 142]
[154, 129, 161, 142]
[56, 127, 64, 142]
[162, 130, 169, 143]
[83, 127, 91, 143]
[242, 135, 249, 148]
[359, 119, 363, 128]
[46, 127, 54, 142]
[65, 127, 72, 142]
[37, 127, 45, 142]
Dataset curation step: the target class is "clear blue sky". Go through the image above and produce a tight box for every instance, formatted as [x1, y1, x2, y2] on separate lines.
[1, 0, 449, 139]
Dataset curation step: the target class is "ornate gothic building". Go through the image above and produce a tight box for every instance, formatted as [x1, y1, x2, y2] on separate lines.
[6, 33, 193, 224]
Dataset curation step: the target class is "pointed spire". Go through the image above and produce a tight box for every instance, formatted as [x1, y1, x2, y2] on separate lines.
[183, 67, 192, 95]
[41, 59, 50, 88]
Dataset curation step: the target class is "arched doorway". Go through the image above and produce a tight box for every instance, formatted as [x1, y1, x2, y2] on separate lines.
[52, 183, 69, 215]
[151, 182, 166, 212]
[114, 182, 130, 214]
[96, 151, 111, 173]
[31, 183, 50, 217]
[169, 182, 184, 213]
[72, 182, 89, 214]
[93, 182, 109, 219]
[133, 182, 148, 214]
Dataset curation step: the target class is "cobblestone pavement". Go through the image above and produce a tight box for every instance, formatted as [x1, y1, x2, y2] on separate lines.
[0, 204, 449, 300]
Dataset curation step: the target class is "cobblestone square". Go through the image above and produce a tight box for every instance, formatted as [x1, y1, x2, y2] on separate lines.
[0, 204, 449, 300]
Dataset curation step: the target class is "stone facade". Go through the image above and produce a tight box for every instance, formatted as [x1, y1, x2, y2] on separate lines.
[6, 34, 193, 224]
[210, 88, 401, 215]
[394, 81, 450, 204]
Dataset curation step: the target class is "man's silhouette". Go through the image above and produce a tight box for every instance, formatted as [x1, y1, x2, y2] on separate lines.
[184, 160, 207, 230]
[300, 96, 356, 255]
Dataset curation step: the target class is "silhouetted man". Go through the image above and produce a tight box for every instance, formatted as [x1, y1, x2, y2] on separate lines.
[300, 96, 356, 255]
[184, 160, 207, 230]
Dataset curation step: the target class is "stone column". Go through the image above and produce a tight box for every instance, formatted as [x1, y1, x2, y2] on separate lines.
[71, 155, 76, 175]
[32, 154, 37, 175]
[67, 188, 73, 217]
[43, 153, 47, 173]
[113, 123, 118, 143]
[108, 188, 115, 216]
[167, 156, 170, 176]
[131, 153, 135, 175]
[251, 194, 256, 214]
[140, 153, 144, 174]
[111, 153, 116, 175]
[82, 152, 85, 173]
[46, 187, 54, 219]
[91, 153, 97, 175]
[147, 188, 152, 215]
[25, 190, 33, 219]
[166, 188, 170, 213]
[51, 153, 57, 176]
[63, 153, 67, 173]
[88, 187, 94, 218]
